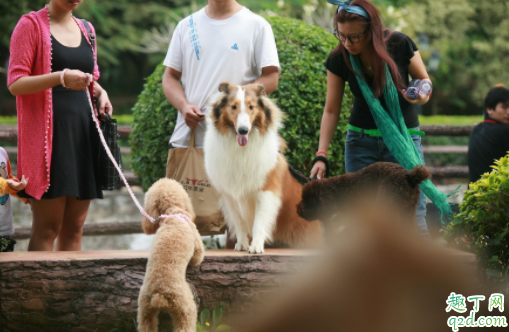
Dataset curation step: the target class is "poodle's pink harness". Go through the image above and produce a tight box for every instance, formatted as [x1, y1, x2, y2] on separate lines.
[86, 89, 191, 226]
[154, 213, 192, 226]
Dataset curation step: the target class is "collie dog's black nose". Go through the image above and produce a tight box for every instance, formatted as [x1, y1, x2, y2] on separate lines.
[238, 127, 249, 135]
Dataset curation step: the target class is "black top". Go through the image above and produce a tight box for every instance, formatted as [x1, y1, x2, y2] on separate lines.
[325, 31, 419, 129]
[19, 33, 103, 200]
[52, 33, 94, 78]
[468, 121, 509, 183]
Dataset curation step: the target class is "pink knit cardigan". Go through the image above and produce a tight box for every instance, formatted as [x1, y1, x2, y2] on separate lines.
[8, 7, 100, 200]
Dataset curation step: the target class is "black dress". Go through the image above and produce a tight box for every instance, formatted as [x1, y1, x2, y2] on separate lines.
[19, 33, 103, 200]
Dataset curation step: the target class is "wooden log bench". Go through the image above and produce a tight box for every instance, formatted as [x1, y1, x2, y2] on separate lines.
[0, 249, 314, 332]
[0, 249, 478, 332]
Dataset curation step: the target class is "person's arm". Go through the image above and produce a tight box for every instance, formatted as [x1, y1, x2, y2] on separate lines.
[161, 21, 202, 130]
[0, 178, 15, 196]
[162, 67, 202, 130]
[5, 175, 28, 194]
[254, 66, 279, 95]
[9, 70, 90, 96]
[0, 159, 28, 203]
[401, 51, 431, 105]
[252, 22, 280, 95]
[94, 81, 113, 117]
[8, 17, 91, 96]
[310, 71, 346, 179]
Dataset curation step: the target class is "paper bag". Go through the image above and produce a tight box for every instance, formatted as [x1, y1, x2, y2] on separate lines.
[166, 131, 226, 235]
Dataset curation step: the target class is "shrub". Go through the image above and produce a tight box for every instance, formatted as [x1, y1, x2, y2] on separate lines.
[130, 63, 175, 190]
[444, 153, 509, 281]
[0, 237, 8, 251]
[131, 16, 352, 190]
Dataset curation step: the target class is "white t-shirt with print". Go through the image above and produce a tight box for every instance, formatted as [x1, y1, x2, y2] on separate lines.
[163, 6, 280, 148]
[0, 148, 13, 237]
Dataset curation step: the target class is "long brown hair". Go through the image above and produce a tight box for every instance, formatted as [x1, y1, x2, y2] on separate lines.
[331, 0, 404, 98]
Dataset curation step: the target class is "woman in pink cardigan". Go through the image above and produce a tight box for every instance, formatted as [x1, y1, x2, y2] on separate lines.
[8, 0, 112, 251]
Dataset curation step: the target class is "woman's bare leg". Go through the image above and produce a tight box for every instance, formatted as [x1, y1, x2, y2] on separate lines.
[56, 197, 91, 251]
[28, 197, 67, 251]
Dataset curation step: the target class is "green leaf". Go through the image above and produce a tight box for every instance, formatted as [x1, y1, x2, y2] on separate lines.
[200, 309, 210, 328]
[196, 323, 207, 332]
[486, 269, 503, 278]
[212, 303, 224, 330]
[488, 226, 509, 246]
[215, 325, 231, 331]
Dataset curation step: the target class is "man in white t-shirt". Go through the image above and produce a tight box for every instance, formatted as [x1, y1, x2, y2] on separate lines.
[162, 0, 280, 150]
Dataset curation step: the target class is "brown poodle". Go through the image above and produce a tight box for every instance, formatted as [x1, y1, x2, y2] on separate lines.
[297, 162, 430, 224]
[138, 178, 205, 332]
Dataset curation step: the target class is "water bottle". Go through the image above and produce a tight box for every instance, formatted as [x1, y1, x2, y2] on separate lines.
[406, 79, 433, 100]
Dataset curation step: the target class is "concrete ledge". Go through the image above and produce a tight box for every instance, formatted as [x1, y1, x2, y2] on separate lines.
[0, 249, 313, 332]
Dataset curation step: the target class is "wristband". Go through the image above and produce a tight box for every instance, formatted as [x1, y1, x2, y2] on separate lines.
[316, 150, 328, 157]
[60, 69, 69, 88]
[311, 155, 330, 179]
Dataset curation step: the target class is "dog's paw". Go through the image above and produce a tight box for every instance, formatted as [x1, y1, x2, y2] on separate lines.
[248, 241, 264, 254]
[234, 242, 249, 251]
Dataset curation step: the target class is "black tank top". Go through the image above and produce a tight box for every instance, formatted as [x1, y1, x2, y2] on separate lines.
[51, 33, 94, 92]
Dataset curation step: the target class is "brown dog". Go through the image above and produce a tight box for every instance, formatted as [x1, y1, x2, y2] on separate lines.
[137, 178, 205, 332]
[297, 162, 430, 224]
[204, 81, 323, 253]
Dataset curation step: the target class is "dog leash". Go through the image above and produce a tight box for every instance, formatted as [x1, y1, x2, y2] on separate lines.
[85, 87, 190, 226]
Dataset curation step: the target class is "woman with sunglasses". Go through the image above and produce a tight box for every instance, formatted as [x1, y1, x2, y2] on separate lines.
[310, 0, 448, 239]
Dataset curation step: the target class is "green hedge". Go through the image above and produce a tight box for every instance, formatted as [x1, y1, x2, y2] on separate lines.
[130, 16, 352, 190]
[445, 154, 509, 281]
[0, 115, 484, 127]
[0, 115, 135, 125]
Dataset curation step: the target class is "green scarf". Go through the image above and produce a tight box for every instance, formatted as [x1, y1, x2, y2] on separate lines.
[349, 54, 454, 225]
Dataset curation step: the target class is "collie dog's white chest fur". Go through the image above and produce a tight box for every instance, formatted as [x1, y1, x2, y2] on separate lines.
[204, 125, 279, 198]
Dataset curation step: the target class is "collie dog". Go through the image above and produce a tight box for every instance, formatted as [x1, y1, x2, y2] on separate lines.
[204, 81, 322, 254]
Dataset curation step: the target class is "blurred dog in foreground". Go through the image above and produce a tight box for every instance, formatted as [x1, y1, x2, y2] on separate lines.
[243, 195, 504, 332]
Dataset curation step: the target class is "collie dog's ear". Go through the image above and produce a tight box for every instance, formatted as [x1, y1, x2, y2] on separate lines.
[255, 84, 266, 96]
[219, 81, 231, 94]
[212, 93, 229, 121]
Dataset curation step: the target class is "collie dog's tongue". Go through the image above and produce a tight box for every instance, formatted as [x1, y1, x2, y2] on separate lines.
[237, 134, 248, 147]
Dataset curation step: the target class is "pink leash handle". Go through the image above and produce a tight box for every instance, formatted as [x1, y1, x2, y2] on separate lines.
[86, 88, 190, 226]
